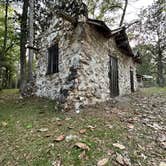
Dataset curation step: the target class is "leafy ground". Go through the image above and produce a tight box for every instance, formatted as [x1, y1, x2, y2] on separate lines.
[0, 88, 165, 166]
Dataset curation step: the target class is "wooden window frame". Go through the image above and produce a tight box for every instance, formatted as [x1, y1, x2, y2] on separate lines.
[47, 44, 59, 74]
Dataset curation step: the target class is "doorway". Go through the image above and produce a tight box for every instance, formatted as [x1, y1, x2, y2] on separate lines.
[109, 56, 119, 97]
[130, 69, 135, 92]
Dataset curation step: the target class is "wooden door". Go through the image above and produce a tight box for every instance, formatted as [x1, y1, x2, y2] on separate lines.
[109, 56, 119, 97]
[130, 70, 135, 92]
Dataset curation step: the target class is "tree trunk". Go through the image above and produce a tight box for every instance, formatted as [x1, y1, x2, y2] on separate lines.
[28, 0, 34, 81]
[20, 0, 29, 93]
[3, 0, 9, 54]
[1, 0, 9, 90]
[157, 52, 164, 87]
[119, 0, 128, 27]
[156, 36, 165, 87]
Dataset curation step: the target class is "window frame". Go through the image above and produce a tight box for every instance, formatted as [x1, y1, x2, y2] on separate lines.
[47, 44, 59, 75]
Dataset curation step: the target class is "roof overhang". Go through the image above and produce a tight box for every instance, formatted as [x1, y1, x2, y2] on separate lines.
[87, 19, 112, 38]
[86, 19, 141, 62]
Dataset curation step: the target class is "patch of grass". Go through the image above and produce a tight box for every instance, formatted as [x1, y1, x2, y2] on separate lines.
[141, 87, 166, 95]
[0, 89, 19, 95]
[0, 89, 165, 165]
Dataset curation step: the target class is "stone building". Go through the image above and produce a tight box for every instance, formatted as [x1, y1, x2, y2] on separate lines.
[31, 1, 140, 112]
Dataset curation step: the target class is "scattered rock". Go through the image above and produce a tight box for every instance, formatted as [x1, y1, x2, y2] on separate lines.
[65, 134, 79, 142]
[52, 160, 61, 166]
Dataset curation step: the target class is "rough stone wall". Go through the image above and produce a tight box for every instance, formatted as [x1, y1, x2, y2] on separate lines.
[34, 19, 138, 111]
[35, 15, 83, 109]
[76, 24, 110, 106]
[75, 24, 138, 107]
[109, 39, 138, 96]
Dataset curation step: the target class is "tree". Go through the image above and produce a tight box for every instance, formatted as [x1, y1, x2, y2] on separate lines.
[119, 0, 128, 27]
[134, 44, 154, 76]
[139, 0, 166, 87]
[28, 0, 34, 81]
[0, 1, 20, 89]
[84, 0, 122, 24]
[20, 0, 29, 92]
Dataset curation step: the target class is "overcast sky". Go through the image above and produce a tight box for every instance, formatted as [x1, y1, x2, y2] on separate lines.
[125, 0, 154, 22]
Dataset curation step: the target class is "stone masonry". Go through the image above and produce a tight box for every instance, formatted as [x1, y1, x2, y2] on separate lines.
[33, 12, 139, 112]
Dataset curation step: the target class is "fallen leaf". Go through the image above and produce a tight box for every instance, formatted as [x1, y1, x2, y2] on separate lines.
[116, 153, 124, 165]
[37, 128, 48, 132]
[57, 122, 63, 126]
[54, 135, 65, 142]
[78, 150, 87, 159]
[113, 143, 125, 150]
[123, 156, 131, 166]
[106, 124, 113, 129]
[1, 121, 8, 127]
[137, 144, 145, 151]
[87, 125, 96, 130]
[65, 117, 71, 121]
[79, 129, 87, 134]
[107, 149, 114, 156]
[45, 133, 52, 137]
[127, 124, 134, 129]
[74, 142, 90, 151]
[67, 126, 74, 129]
[97, 158, 109, 166]
[56, 117, 61, 121]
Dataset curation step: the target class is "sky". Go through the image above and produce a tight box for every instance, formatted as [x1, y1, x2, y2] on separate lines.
[125, 0, 154, 22]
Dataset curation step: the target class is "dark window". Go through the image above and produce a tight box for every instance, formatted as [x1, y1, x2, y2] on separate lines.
[47, 44, 59, 74]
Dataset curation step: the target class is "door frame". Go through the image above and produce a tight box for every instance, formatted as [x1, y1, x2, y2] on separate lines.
[130, 68, 135, 92]
[109, 55, 119, 97]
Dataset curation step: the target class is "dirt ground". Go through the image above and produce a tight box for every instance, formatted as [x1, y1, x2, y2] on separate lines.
[0, 88, 165, 166]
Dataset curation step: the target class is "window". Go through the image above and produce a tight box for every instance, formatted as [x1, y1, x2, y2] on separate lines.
[47, 44, 59, 74]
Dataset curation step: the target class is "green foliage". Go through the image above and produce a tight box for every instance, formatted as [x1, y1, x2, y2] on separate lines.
[130, 0, 166, 86]
[134, 44, 154, 76]
[84, 0, 122, 24]
[0, 3, 20, 89]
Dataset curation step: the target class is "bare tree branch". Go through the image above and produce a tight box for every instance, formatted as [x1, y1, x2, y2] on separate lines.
[119, 0, 128, 27]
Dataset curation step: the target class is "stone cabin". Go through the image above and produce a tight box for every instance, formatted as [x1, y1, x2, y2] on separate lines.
[33, 2, 140, 112]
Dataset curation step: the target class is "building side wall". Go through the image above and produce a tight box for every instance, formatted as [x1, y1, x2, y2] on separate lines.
[35, 17, 83, 107]
[75, 24, 138, 106]
[109, 39, 138, 95]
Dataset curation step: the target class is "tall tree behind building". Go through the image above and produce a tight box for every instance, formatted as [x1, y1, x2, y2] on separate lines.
[141, 0, 166, 87]
[20, 0, 28, 92]
[129, 0, 166, 87]
[28, 0, 34, 81]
